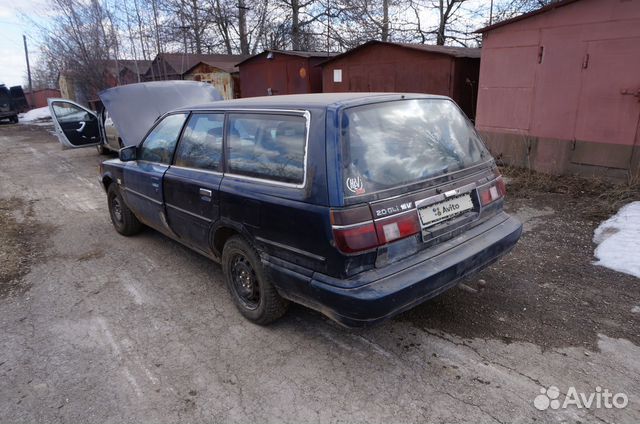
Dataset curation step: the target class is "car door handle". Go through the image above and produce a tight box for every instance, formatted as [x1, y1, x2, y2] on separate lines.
[76, 121, 86, 132]
[199, 188, 212, 198]
[151, 177, 161, 191]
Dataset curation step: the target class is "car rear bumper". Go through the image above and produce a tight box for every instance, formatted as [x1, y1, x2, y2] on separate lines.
[263, 212, 522, 327]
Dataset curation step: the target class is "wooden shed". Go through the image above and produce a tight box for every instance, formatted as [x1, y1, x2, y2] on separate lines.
[143, 53, 248, 100]
[236, 50, 335, 98]
[320, 41, 481, 120]
[475, 0, 640, 178]
[183, 61, 240, 100]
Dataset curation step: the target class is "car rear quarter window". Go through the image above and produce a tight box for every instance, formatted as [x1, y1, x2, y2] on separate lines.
[174, 113, 224, 171]
[226, 113, 306, 185]
[139, 113, 188, 164]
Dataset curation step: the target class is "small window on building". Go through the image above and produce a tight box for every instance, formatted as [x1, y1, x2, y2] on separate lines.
[139, 113, 188, 164]
[227, 113, 307, 185]
[333, 69, 342, 83]
[174, 113, 224, 171]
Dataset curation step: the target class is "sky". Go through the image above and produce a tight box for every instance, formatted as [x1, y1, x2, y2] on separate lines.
[0, 0, 45, 87]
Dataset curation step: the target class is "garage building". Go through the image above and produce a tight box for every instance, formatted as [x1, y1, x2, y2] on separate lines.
[236, 50, 335, 98]
[320, 41, 481, 120]
[475, 0, 640, 178]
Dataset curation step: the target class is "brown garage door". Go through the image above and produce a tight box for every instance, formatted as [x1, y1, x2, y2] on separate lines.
[572, 37, 640, 169]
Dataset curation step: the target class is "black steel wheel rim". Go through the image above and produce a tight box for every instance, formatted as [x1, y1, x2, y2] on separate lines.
[110, 195, 123, 223]
[230, 253, 260, 310]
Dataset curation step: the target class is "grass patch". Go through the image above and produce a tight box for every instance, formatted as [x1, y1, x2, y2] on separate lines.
[500, 166, 640, 220]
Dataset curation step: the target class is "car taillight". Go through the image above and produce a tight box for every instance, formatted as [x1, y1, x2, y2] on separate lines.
[332, 222, 379, 254]
[374, 212, 421, 244]
[478, 176, 506, 206]
[331, 206, 421, 254]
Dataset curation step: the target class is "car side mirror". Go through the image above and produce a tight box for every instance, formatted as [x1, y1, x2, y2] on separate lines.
[119, 145, 136, 162]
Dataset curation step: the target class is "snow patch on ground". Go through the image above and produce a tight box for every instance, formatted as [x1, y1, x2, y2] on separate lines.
[632, 306, 640, 314]
[593, 201, 640, 279]
[20, 107, 51, 123]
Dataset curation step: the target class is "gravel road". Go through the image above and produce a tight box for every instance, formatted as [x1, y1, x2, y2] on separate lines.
[1, 122, 638, 423]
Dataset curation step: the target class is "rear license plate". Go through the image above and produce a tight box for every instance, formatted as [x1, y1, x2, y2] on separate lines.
[418, 194, 474, 228]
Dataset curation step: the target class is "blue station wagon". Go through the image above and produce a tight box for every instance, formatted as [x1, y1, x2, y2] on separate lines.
[50, 84, 522, 327]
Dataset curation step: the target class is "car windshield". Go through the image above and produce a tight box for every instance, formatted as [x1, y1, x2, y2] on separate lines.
[340, 99, 488, 196]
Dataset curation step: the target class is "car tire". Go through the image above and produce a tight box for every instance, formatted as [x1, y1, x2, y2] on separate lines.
[107, 184, 142, 236]
[222, 235, 289, 325]
[96, 144, 109, 155]
[10, 115, 18, 124]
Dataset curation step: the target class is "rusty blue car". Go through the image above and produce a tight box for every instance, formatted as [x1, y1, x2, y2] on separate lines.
[50, 85, 522, 327]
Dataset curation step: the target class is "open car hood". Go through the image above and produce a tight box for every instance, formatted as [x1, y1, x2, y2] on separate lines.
[98, 81, 222, 146]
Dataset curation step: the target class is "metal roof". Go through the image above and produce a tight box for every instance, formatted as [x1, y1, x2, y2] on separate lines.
[235, 50, 338, 67]
[117, 60, 152, 75]
[476, 0, 581, 33]
[148, 53, 250, 76]
[318, 40, 481, 67]
[393, 43, 481, 58]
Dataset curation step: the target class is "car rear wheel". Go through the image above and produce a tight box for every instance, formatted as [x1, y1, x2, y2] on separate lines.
[107, 184, 142, 236]
[222, 235, 289, 325]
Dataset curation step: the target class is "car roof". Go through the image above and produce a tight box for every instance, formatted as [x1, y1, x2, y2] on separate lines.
[184, 92, 449, 111]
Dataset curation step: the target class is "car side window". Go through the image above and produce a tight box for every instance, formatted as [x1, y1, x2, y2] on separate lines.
[51, 102, 93, 123]
[174, 113, 224, 171]
[138, 113, 187, 164]
[227, 113, 307, 185]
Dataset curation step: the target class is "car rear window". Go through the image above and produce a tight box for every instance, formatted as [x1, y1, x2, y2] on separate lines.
[341, 99, 488, 196]
[227, 113, 306, 185]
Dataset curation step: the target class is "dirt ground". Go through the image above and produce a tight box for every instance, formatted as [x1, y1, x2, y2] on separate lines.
[1, 122, 639, 423]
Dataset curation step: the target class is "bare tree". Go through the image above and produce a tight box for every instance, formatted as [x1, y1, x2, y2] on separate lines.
[164, 0, 214, 54]
[491, 0, 557, 24]
[28, 53, 60, 90]
[33, 0, 120, 100]
[433, 0, 467, 45]
[238, 0, 249, 54]
[27, 0, 559, 98]
[325, 0, 389, 49]
[392, 0, 486, 47]
[277, 0, 330, 50]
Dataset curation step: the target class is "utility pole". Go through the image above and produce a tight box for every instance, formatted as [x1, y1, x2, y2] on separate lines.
[489, 0, 494, 25]
[23, 35, 33, 100]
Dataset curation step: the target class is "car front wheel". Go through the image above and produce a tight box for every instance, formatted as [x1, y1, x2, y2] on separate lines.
[222, 235, 289, 325]
[107, 184, 142, 236]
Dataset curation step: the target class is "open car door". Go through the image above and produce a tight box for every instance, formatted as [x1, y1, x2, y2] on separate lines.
[48, 99, 101, 148]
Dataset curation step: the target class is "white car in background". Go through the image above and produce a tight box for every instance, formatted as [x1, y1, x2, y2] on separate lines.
[48, 81, 222, 155]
